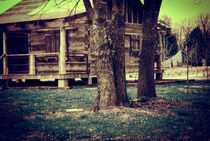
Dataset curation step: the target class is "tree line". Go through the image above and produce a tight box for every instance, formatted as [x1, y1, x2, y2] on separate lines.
[160, 14, 210, 67]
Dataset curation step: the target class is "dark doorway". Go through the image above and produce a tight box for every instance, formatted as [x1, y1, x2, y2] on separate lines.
[7, 32, 29, 74]
[7, 32, 28, 54]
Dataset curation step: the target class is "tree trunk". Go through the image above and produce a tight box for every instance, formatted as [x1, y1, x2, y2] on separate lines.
[108, 1, 129, 106]
[137, 0, 162, 99]
[85, 0, 128, 111]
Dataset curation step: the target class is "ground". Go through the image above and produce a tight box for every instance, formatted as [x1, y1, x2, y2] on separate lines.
[126, 66, 210, 81]
[0, 80, 210, 140]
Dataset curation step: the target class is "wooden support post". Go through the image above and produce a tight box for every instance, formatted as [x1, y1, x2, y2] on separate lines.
[29, 54, 36, 74]
[59, 26, 66, 74]
[58, 79, 68, 88]
[3, 32, 8, 75]
[88, 76, 93, 85]
[58, 26, 68, 88]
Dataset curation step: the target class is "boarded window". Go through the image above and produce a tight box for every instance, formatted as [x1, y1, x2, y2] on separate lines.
[130, 35, 141, 56]
[45, 31, 60, 53]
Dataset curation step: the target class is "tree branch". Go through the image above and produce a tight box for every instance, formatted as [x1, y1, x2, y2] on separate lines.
[83, 0, 93, 20]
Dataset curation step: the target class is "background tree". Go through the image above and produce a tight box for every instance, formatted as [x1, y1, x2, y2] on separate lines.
[159, 15, 178, 61]
[172, 18, 195, 64]
[137, 0, 162, 99]
[173, 18, 195, 51]
[84, 0, 129, 111]
[184, 27, 204, 66]
[162, 30, 178, 61]
[196, 14, 209, 79]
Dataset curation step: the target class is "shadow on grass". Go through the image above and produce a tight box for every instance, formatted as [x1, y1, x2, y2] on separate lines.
[0, 80, 210, 140]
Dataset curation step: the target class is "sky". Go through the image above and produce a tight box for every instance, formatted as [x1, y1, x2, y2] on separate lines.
[159, 0, 210, 26]
[0, 0, 209, 26]
[0, 0, 21, 14]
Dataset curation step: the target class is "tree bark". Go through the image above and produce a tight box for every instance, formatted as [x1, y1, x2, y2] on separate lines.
[108, 0, 129, 106]
[84, 0, 129, 111]
[137, 0, 162, 99]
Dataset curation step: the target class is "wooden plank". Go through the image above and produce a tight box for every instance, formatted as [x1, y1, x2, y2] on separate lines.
[69, 37, 87, 42]
[69, 42, 85, 48]
[125, 23, 143, 29]
[125, 28, 142, 34]
[7, 52, 59, 57]
[0, 73, 89, 80]
[3, 32, 8, 75]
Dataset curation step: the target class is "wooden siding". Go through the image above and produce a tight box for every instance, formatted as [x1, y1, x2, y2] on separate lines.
[27, 16, 90, 75]
[0, 0, 165, 83]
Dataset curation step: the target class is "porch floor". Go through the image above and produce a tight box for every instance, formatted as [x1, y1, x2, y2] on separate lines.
[0, 73, 89, 80]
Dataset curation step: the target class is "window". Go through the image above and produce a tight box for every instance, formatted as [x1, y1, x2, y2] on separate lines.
[133, 8, 138, 23]
[45, 31, 60, 53]
[125, 0, 143, 24]
[35, 31, 60, 63]
[127, 1, 132, 23]
[138, 11, 143, 24]
[130, 35, 141, 56]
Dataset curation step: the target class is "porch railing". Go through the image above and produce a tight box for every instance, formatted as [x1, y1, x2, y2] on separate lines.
[0, 52, 89, 75]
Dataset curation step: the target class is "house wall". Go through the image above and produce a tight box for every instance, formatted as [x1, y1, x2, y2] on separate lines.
[27, 16, 90, 75]
[124, 23, 143, 73]
[0, 0, 164, 84]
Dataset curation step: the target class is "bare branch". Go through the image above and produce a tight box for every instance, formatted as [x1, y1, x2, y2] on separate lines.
[83, 0, 93, 19]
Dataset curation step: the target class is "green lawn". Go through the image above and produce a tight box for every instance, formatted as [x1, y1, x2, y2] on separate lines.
[0, 81, 210, 140]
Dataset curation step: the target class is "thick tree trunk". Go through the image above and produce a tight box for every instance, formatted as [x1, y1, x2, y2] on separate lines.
[108, 1, 129, 106]
[137, 0, 162, 99]
[91, 1, 117, 111]
[89, 0, 128, 111]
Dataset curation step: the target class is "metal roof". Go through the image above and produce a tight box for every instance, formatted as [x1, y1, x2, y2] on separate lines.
[0, 0, 87, 24]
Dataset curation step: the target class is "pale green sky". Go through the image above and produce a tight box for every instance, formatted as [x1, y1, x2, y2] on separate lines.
[159, 0, 210, 25]
[0, 0, 21, 14]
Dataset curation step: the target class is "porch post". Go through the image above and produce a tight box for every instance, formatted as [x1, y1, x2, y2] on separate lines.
[58, 25, 68, 88]
[3, 32, 8, 75]
[29, 54, 36, 74]
[156, 31, 163, 80]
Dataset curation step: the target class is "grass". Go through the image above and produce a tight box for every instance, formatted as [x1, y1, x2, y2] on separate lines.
[0, 81, 210, 140]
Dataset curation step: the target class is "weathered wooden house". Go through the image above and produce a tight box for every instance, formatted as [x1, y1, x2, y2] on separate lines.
[0, 0, 166, 88]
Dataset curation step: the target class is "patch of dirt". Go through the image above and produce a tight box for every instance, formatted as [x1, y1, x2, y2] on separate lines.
[24, 115, 37, 120]
[132, 97, 192, 116]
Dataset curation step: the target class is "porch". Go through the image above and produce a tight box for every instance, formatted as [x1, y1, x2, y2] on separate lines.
[0, 29, 90, 88]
